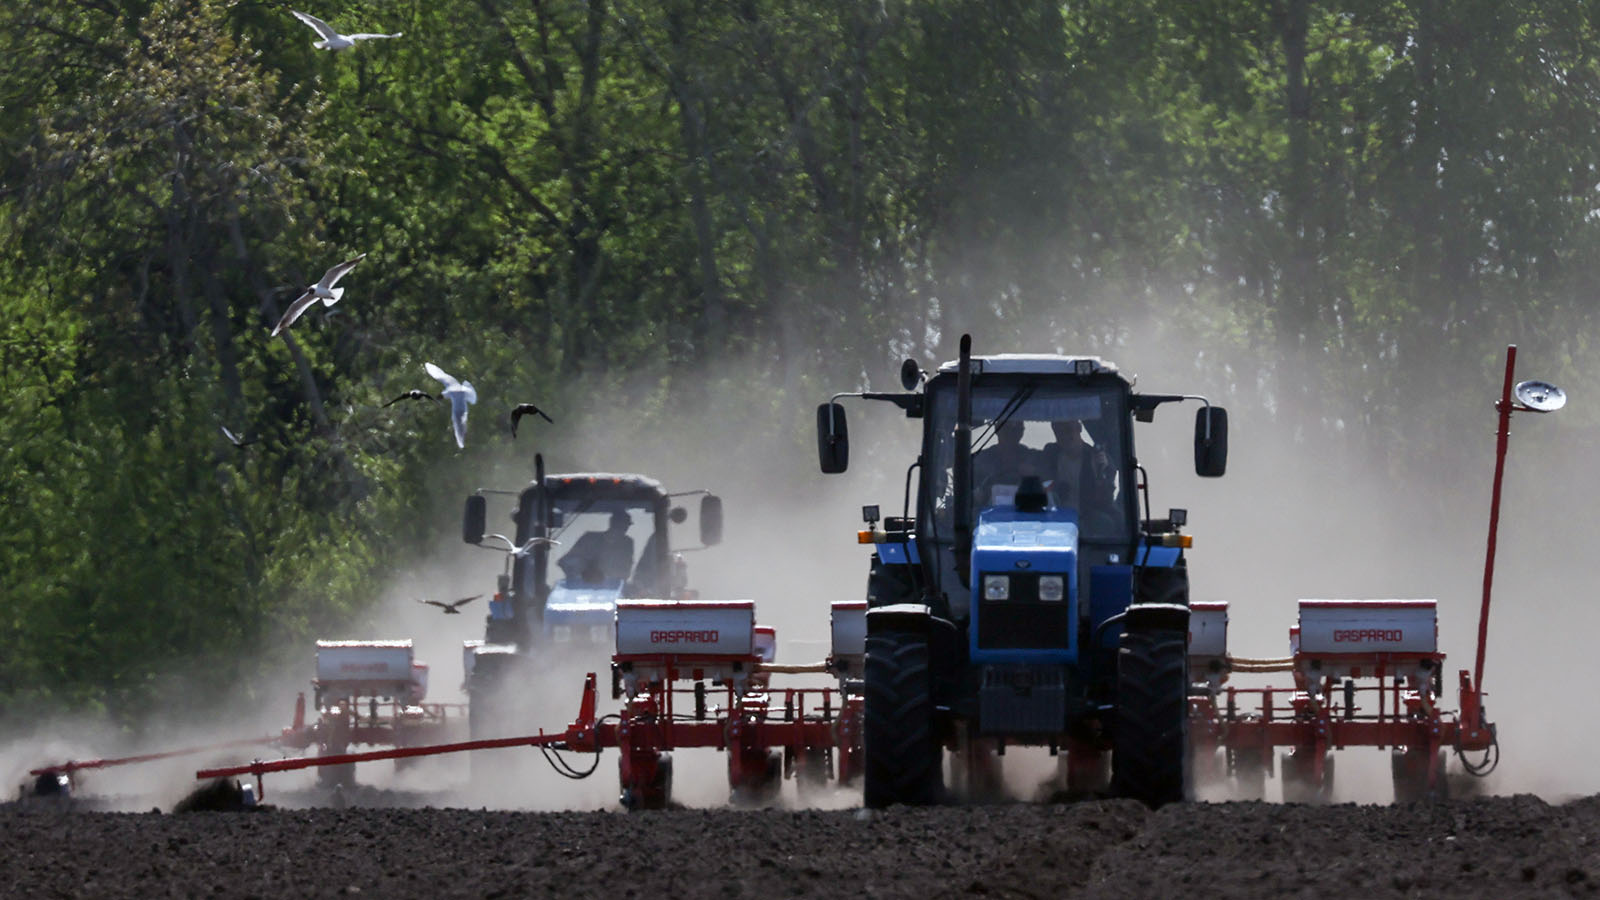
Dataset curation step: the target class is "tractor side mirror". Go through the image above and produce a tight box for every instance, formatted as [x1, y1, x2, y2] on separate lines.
[1194, 406, 1228, 478]
[817, 402, 849, 474]
[463, 494, 487, 544]
[900, 358, 923, 391]
[700, 495, 724, 546]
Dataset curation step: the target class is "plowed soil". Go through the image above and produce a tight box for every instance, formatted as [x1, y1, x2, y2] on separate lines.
[5, 792, 1597, 899]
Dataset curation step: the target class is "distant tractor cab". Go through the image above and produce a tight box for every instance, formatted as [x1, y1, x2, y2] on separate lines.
[461, 457, 723, 747]
[818, 335, 1227, 808]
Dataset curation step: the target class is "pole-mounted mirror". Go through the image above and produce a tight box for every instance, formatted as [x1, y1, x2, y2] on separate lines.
[1514, 380, 1566, 412]
[817, 402, 849, 473]
[462, 494, 487, 544]
[1194, 406, 1228, 478]
[700, 495, 724, 546]
[900, 358, 924, 391]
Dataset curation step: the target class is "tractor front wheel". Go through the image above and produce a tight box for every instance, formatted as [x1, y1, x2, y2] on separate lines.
[1111, 628, 1189, 807]
[863, 629, 943, 808]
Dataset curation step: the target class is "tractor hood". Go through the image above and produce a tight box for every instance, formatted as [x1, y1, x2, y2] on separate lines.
[544, 580, 623, 641]
[969, 506, 1079, 663]
[972, 507, 1079, 575]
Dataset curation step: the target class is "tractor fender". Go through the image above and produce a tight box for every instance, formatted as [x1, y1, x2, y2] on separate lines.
[1124, 602, 1190, 634]
[866, 604, 961, 637]
[866, 603, 934, 635]
[867, 555, 919, 608]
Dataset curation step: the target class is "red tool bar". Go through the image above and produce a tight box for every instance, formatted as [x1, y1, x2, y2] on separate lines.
[31, 735, 284, 777]
[1220, 717, 1485, 751]
[194, 714, 848, 783]
[195, 727, 598, 781]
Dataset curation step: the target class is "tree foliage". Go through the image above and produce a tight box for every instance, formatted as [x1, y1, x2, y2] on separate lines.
[4, 0, 1600, 722]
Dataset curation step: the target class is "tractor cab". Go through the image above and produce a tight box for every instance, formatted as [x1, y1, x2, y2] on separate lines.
[463, 466, 723, 651]
[923, 360, 1137, 623]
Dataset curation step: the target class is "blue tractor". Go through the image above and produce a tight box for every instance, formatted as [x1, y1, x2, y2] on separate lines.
[817, 335, 1227, 808]
[460, 457, 724, 749]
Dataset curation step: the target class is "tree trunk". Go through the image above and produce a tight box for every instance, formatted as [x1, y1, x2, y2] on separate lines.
[1277, 0, 1314, 438]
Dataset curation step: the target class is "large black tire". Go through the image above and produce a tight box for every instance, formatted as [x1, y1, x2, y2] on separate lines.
[863, 629, 942, 808]
[1111, 628, 1189, 808]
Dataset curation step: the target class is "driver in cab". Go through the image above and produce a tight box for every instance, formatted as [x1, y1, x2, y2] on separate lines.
[971, 417, 1114, 518]
[1039, 419, 1113, 512]
[971, 417, 1042, 507]
[558, 510, 636, 585]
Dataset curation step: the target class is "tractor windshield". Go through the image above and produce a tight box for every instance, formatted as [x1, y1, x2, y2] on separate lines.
[511, 489, 669, 602]
[924, 378, 1131, 543]
[546, 498, 661, 591]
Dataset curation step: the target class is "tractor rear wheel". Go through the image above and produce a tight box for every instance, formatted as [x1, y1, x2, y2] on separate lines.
[863, 629, 942, 808]
[1111, 628, 1189, 807]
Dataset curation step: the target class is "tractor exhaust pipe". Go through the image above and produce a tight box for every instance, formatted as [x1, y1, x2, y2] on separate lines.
[528, 453, 551, 638]
[952, 334, 974, 585]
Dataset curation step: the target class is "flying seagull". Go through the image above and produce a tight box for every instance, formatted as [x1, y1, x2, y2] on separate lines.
[417, 594, 482, 615]
[291, 10, 402, 51]
[220, 425, 260, 448]
[424, 362, 477, 448]
[270, 253, 367, 337]
[509, 403, 554, 438]
[382, 389, 438, 408]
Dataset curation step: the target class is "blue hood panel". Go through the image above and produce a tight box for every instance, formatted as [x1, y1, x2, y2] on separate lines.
[970, 507, 1079, 664]
[545, 581, 623, 626]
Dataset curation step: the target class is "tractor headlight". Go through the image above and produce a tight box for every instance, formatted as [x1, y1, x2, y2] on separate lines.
[983, 574, 1010, 601]
[1038, 575, 1065, 602]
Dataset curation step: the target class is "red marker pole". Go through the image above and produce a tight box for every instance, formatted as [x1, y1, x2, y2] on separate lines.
[1473, 345, 1517, 695]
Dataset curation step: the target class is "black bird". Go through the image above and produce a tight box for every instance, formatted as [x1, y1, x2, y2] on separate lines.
[382, 389, 438, 408]
[509, 403, 554, 438]
[220, 425, 260, 448]
[417, 594, 482, 615]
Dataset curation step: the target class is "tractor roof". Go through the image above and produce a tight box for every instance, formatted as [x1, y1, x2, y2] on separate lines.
[935, 353, 1120, 376]
[533, 472, 668, 503]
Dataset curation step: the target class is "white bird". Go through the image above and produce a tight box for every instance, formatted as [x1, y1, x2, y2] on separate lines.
[291, 10, 402, 51]
[271, 253, 367, 337]
[220, 425, 260, 448]
[425, 362, 478, 448]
